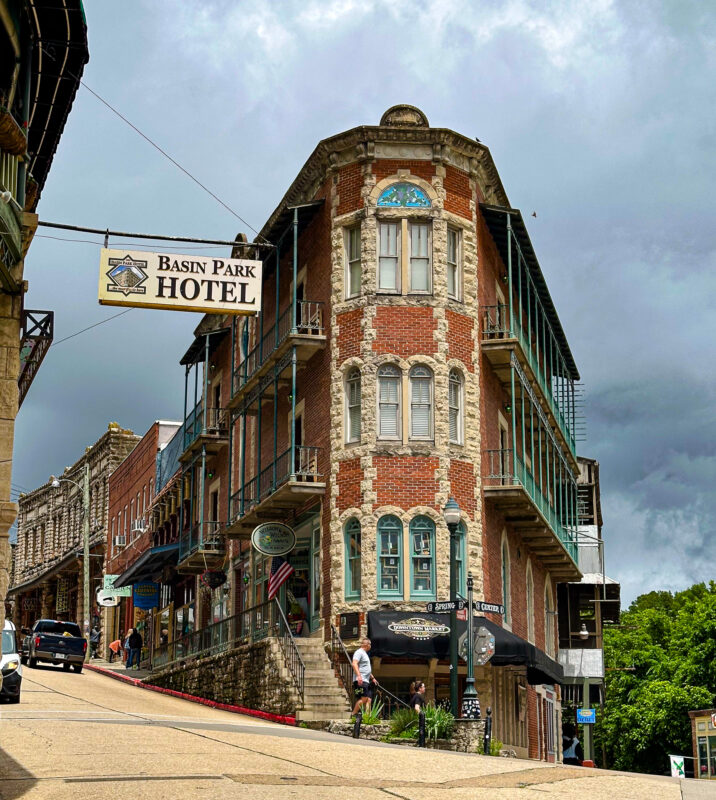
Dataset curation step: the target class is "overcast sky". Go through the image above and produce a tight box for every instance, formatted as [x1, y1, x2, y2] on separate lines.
[13, 1, 716, 604]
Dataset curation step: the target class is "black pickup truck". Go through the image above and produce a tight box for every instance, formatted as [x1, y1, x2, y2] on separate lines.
[21, 620, 87, 673]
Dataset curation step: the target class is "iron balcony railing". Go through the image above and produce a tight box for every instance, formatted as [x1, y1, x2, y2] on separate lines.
[183, 404, 229, 451]
[0, 149, 19, 204]
[179, 520, 224, 559]
[231, 444, 322, 520]
[483, 304, 575, 453]
[483, 448, 579, 563]
[233, 300, 324, 395]
[151, 598, 304, 703]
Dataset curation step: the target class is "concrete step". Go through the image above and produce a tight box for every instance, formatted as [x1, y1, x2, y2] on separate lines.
[295, 709, 349, 722]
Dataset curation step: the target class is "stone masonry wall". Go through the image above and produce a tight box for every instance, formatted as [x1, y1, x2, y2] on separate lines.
[146, 638, 298, 716]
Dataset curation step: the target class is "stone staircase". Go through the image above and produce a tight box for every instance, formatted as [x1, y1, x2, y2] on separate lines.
[292, 638, 351, 722]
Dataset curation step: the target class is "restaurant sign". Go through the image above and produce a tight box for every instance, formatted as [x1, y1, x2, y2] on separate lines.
[98, 249, 262, 315]
[251, 522, 296, 557]
[103, 574, 132, 597]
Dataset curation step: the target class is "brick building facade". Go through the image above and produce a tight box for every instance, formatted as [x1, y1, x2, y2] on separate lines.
[10, 423, 139, 631]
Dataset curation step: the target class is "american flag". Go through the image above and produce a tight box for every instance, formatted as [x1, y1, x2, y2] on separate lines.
[267, 556, 294, 599]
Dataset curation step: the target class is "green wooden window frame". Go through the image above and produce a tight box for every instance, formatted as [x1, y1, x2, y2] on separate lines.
[377, 515, 403, 597]
[344, 518, 361, 601]
[409, 515, 436, 599]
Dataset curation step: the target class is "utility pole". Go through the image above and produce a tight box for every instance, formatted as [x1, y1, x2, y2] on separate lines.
[82, 461, 90, 661]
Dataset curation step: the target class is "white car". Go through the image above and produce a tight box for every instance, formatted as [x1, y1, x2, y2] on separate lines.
[1, 619, 22, 703]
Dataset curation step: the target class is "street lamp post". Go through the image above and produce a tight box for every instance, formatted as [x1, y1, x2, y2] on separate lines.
[51, 462, 91, 661]
[461, 571, 481, 718]
[443, 496, 461, 718]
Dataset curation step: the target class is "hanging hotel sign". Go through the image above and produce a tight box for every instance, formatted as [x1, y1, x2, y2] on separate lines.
[251, 522, 296, 557]
[98, 249, 262, 315]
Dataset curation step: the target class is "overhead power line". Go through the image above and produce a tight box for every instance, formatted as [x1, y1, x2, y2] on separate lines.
[51, 309, 133, 347]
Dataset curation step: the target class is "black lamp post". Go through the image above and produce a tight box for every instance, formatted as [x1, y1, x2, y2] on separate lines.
[461, 571, 481, 719]
[443, 496, 461, 718]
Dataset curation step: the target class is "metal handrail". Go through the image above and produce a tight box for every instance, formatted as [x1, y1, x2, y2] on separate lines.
[273, 598, 305, 705]
[330, 624, 356, 708]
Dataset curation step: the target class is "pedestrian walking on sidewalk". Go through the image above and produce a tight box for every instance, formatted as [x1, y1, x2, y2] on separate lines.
[409, 680, 426, 713]
[562, 723, 584, 766]
[89, 626, 100, 659]
[127, 628, 143, 670]
[351, 637, 377, 716]
[123, 630, 132, 663]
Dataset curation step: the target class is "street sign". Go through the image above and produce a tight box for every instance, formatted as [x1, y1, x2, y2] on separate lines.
[426, 599, 466, 613]
[456, 608, 467, 621]
[474, 626, 496, 666]
[577, 708, 596, 724]
[473, 601, 505, 615]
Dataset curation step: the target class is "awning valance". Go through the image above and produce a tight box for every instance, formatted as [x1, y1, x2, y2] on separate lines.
[113, 543, 179, 589]
[367, 611, 563, 686]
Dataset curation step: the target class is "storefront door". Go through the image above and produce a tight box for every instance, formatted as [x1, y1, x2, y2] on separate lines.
[286, 515, 320, 634]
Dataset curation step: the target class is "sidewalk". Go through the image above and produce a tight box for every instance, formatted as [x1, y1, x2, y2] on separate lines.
[88, 656, 150, 680]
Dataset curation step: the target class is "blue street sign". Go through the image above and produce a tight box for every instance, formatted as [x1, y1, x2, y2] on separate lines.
[577, 708, 596, 724]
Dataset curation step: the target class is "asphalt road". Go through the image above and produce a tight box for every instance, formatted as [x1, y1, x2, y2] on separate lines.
[0, 664, 711, 799]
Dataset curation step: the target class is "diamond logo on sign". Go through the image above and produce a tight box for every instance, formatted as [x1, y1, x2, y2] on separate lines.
[106, 254, 149, 296]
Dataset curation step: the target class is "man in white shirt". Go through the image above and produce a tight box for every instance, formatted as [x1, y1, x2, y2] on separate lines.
[351, 637, 377, 715]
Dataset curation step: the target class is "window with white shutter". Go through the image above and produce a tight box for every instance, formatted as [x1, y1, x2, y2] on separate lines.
[378, 365, 401, 439]
[409, 222, 431, 293]
[409, 365, 433, 440]
[378, 222, 400, 292]
[346, 369, 361, 443]
[447, 228, 461, 300]
[346, 226, 361, 298]
[449, 369, 463, 444]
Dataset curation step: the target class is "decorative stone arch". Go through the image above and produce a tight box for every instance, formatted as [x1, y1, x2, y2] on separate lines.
[369, 175, 439, 208]
[371, 353, 411, 372]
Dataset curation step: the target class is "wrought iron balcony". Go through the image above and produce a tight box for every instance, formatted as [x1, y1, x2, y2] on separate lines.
[482, 304, 576, 457]
[226, 445, 325, 537]
[180, 405, 229, 462]
[230, 300, 326, 403]
[483, 448, 580, 580]
[177, 520, 225, 573]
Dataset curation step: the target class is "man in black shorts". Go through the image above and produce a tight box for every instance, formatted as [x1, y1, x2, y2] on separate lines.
[351, 637, 377, 716]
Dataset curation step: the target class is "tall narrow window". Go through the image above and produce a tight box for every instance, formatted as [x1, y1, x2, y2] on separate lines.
[409, 365, 433, 440]
[501, 532, 512, 627]
[409, 222, 431, 292]
[526, 561, 535, 644]
[344, 518, 361, 600]
[544, 581, 555, 657]
[410, 516, 435, 598]
[378, 222, 400, 292]
[378, 365, 401, 439]
[345, 369, 361, 443]
[449, 369, 463, 444]
[377, 515, 402, 597]
[447, 228, 461, 300]
[346, 226, 361, 298]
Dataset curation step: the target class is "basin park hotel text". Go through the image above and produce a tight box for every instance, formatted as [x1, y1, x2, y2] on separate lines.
[11, 106, 602, 762]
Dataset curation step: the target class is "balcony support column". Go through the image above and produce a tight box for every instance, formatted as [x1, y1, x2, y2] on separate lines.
[257, 384, 263, 502]
[182, 365, 189, 449]
[507, 220, 514, 336]
[275, 242, 281, 348]
[199, 444, 206, 547]
[510, 362, 517, 481]
[240, 410, 247, 518]
[290, 346, 297, 479]
[292, 208, 298, 334]
[203, 333, 210, 433]
[273, 365, 278, 491]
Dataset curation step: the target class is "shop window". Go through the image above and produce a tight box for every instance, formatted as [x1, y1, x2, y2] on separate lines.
[409, 516, 435, 598]
[344, 518, 361, 600]
[409, 365, 433, 440]
[378, 364, 401, 439]
[448, 369, 463, 444]
[377, 515, 402, 597]
[345, 368, 361, 443]
[345, 225, 361, 298]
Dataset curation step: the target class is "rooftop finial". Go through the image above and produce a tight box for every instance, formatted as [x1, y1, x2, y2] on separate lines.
[380, 105, 429, 128]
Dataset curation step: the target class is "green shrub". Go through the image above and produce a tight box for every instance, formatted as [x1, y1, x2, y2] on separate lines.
[390, 707, 418, 736]
[360, 698, 384, 724]
[424, 704, 455, 740]
[476, 737, 503, 756]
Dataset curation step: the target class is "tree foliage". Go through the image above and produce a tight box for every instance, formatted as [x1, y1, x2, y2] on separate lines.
[596, 582, 716, 774]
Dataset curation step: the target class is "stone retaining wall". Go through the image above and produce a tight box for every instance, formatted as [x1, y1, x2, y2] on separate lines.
[145, 638, 297, 717]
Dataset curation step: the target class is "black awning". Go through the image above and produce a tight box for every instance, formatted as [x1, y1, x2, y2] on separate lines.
[180, 327, 230, 366]
[367, 611, 563, 686]
[113, 543, 179, 589]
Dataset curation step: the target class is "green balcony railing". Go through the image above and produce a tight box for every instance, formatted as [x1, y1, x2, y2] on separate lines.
[232, 300, 324, 396]
[0, 149, 19, 202]
[178, 520, 224, 561]
[483, 304, 575, 453]
[183, 404, 228, 451]
[483, 447, 578, 563]
[231, 444, 322, 521]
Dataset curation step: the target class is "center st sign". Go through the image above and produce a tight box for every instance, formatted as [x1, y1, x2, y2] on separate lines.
[98, 249, 262, 315]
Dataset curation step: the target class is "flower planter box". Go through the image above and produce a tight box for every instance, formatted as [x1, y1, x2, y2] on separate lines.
[0, 107, 26, 155]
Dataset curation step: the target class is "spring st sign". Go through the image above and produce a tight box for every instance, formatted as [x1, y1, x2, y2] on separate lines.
[98, 249, 262, 315]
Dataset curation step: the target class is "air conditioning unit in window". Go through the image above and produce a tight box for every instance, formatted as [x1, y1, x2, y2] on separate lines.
[130, 519, 147, 534]
[113, 534, 126, 547]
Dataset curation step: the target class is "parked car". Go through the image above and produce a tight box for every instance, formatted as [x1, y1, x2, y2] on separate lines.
[1, 619, 22, 703]
[21, 619, 86, 673]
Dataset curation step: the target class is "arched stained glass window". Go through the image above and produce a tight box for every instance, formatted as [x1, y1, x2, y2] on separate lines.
[377, 182, 431, 208]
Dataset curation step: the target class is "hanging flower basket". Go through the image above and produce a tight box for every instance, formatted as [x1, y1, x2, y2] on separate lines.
[200, 569, 227, 590]
[0, 107, 27, 156]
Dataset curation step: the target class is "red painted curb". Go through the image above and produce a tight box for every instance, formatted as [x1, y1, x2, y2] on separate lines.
[85, 664, 297, 726]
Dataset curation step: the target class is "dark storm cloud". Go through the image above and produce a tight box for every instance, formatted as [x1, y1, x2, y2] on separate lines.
[13, 1, 716, 601]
